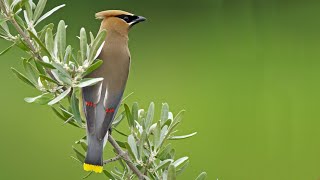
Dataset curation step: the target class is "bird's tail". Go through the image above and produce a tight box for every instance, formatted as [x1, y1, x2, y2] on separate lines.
[83, 135, 104, 173]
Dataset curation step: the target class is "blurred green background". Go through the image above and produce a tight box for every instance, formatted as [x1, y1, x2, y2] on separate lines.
[1, 0, 320, 179]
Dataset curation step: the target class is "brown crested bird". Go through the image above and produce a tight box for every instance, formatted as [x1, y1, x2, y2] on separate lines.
[81, 10, 146, 173]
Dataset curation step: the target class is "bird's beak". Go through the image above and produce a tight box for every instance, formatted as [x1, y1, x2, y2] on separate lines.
[130, 16, 147, 27]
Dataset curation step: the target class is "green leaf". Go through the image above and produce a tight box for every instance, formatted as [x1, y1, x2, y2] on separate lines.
[112, 111, 125, 127]
[51, 107, 79, 128]
[56, 20, 66, 60]
[14, 14, 26, 28]
[132, 102, 139, 122]
[48, 87, 71, 106]
[169, 132, 197, 140]
[22, 58, 38, 84]
[51, 62, 71, 79]
[82, 172, 92, 179]
[33, 0, 47, 22]
[145, 102, 155, 131]
[64, 45, 72, 63]
[45, 28, 54, 56]
[82, 59, 103, 77]
[113, 128, 128, 137]
[0, 43, 15, 56]
[155, 159, 173, 172]
[28, 30, 51, 57]
[176, 161, 189, 175]
[11, 67, 35, 88]
[39, 74, 59, 84]
[72, 146, 85, 163]
[77, 78, 103, 88]
[195, 172, 207, 180]
[167, 164, 176, 180]
[124, 104, 133, 127]
[173, 157, 188, 168]
[115, 140, 127, 149]
[24, 93, 54, 105]
[71, 89, 82, 125]
[51, 69, 72, 85]
[127, 134, 138, 161]
[36, 4, 65, 25]
[88, 30, 106, 62]
[35, 59, 55, 69]
[103, 170, 115, 179]
[80, 27, 87, 63]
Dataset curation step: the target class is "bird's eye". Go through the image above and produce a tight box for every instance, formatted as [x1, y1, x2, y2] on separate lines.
[123, 16, 129, 22]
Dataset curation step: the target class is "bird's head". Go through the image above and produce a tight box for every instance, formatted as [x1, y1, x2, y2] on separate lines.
[96, 10, 146, 36]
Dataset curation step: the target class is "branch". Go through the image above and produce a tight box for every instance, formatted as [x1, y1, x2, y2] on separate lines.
[103, 154, 121, 165]
[108, 135, 145, 180]
[0, 0, 41, 60]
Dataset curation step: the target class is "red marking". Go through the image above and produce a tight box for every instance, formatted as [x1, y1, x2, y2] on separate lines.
[85, 101, 96, 108]
[106, 108, 115, 113]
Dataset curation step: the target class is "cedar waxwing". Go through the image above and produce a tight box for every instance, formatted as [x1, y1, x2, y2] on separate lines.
[81, 10, 146, 173]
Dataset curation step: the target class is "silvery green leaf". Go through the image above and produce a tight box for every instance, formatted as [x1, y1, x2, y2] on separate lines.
[0, 20, 10, 35]
[64, 45, 72, 63]
[145, 102, 155, 130]
[173, 157, 188, 168]
[77, 78, 103, 88]
[14, 13, 26, 28]
[23, 10, 31, 27]
[10, 0, 21, 10]
[169, 132, 197, 140]
[160, 125, 168, 145]
[48, 87, 71, 105]
[89, 31, 94, 46]
[127, 135, 138, 161]
[71, 89, 82, 125]
[135, 120, 143, 134]
[35, 4, 65, 26]
[56, 20, 66, 60]
[155, 159, 173, 172]
[51, 107, 80, 128]
[93, 41, 105, 60]
[24, 0, 33, 22]
[80, 27, 87, 63]
[0, 43, 15, 56]
[24, 93, 54, 105]
[154, 121, 161, 149]
[11, 67, 36, 88]
[167, 164, 176, 180]
[33, 0, 46, 22]
[168, 112, 173, 120]
[158, 144, 172, 161]
[138, 109, 145, 119]
[51, 62, 71, 79]
[112, 111, 125, 127]
[45, 28, 54, 56]
[82, 59, 103, 77]
[160, 103, 169, 125]
[195, 172, 207, 180]
[35, 59, 55, 69]
[88, 30, 106, 62]
[176, 160, 189, 175]
[138, 131, 146, 160]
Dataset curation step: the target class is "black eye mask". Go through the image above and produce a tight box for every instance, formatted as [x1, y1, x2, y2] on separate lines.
[115, 15, 139, 23]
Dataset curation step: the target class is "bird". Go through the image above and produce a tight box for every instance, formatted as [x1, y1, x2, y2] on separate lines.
[81, 10, 146, 173]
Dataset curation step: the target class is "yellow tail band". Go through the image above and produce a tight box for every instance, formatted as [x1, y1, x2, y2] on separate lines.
[83, 163, 103, 173]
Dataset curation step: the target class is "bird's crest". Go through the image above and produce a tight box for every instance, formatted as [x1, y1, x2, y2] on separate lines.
[96, 10, 133, 19]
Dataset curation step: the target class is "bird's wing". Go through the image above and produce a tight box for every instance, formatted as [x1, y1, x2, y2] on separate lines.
[81, 82, 103, 134]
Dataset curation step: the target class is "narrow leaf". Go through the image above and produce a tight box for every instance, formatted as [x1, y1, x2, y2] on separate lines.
[167, 164, 176, 180]
[124, 104, 133, 127]
[195, 172, 207, 180]
[72, 146, 85, 163]
[127, 135, 138, 161]
[24, 93, 54, 105]
[173, 157, 189, 168]
[56, 20, 66, 60]
[82, 59, 103, 77]
[71, 89, 82, 125]
[155, 159, 173, 172]
[169, 132, 197, 140]
[145, 102, 155, 130]
[28, 30, 51, 57]
[33, 0, 47, 21]
[77, 78, 103, 88]
[36, 4, 65, 25]
[0, 43, 15, 56]
[48, 87, 71, 105]
[45, 28, 54, 56]
[11, 67, 35, 88]
[80, 27, 87, 63]
[88, 30, 106, 62]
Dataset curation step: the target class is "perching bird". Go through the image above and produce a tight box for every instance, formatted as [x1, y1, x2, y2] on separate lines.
[81, 10, 146, 173]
